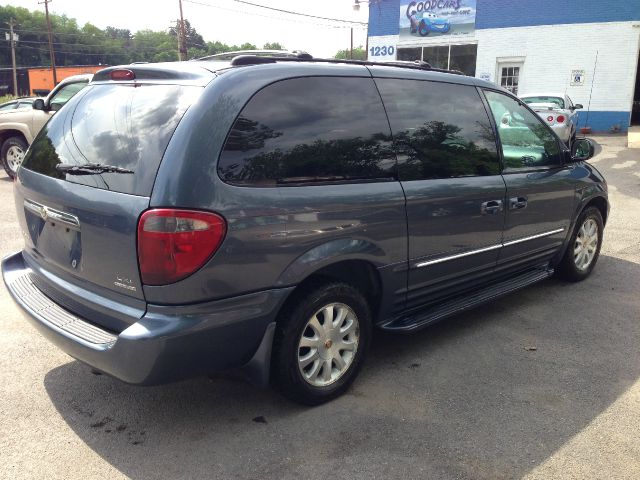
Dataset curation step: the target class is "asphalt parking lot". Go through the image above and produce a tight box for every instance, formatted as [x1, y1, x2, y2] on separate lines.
[1, 135, 639, 480]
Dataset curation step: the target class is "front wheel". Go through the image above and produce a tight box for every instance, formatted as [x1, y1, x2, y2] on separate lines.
[271, 282, 371, 405]
[557, 206, 603, 282]
[1, 136, 28, 179]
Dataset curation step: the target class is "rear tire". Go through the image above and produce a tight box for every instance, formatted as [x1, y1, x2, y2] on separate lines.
[1, 136, 28, 179]
[271, 281, 371, 405]
[557, 206, 603, 282]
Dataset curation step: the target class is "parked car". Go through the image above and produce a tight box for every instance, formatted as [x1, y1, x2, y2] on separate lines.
[0, 74, 92, 178]
[519, 93, 582, 147]
[0, 97, 37, 112]
[2, 55, 608, 405]
[409, 12, 451, 36]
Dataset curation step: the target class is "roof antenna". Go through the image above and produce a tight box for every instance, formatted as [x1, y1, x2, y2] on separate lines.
[583, 50, 599, 129]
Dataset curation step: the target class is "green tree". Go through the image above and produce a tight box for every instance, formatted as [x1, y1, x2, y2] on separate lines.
[169, 19, 206, 58]
[263, 42, 285, 50]
[0, 4, 289, 68]
[334, 46, 367, 61]
[132, 30, 178, 63]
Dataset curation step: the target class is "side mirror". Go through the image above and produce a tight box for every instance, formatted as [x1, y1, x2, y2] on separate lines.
[32, 98, 46, 111]
[574, 103, 583, 109]
[571, 138, 594, 162]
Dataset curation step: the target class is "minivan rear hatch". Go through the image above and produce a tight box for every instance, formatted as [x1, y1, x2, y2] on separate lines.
[16, 74, 207, 330]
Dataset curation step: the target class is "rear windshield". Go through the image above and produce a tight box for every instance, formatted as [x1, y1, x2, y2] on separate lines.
[521, 96, 564, 109]
[22, 83, 201, 196]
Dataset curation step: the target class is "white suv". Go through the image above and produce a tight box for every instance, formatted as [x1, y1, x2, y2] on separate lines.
[0, 74, 92, 178]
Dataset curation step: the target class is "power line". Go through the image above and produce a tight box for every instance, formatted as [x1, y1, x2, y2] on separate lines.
[14, 44, 147, 57]
[15, 38, 178, 52]
[229, 0, 367, 25]
[183, 0, 367, 29]
[15, 44, 102, 55]
[0, 26, 117, 38]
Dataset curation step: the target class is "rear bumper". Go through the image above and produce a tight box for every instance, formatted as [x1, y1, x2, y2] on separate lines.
[2, 251, 293, 385]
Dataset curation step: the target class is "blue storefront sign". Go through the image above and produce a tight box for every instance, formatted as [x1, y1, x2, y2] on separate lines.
[399, 0, 476, 40]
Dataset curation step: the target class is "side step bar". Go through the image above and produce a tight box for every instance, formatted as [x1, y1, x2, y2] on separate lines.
[380, 267, 554, 332]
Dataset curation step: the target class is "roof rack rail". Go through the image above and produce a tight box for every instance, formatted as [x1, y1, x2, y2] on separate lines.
[194, 49, 311, 62]
[226, 54, 464, 75]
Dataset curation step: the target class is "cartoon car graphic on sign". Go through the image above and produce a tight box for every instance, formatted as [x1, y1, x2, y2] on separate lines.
[409, 12, 451, 36]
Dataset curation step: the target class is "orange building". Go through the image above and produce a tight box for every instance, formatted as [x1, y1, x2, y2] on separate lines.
[27, 65, 105, 96]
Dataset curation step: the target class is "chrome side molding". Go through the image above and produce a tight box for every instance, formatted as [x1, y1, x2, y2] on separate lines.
[415, 244, 502, 268]
[502, 228, 565, 247]
[415, 228, 564, 269]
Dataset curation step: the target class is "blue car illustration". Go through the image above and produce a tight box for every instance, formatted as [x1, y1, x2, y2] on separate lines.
[409, 12, 451, 36]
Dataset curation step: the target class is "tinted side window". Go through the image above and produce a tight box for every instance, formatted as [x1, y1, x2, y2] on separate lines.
[484, 90, 562, 170]
[375, 79, 500, 181]
[218, 77, 395, 186]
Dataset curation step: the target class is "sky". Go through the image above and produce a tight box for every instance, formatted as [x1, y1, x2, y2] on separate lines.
[5, 0, 370, 58]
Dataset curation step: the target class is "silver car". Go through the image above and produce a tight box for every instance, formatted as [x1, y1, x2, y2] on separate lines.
[520, 93, 582, 146]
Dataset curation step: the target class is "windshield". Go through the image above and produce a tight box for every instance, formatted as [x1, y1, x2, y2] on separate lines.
[521, 96, 565, 109]
[49, 82, 87, 111]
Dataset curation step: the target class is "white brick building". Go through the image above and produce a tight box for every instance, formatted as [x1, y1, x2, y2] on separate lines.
[366, 0, 640, 132]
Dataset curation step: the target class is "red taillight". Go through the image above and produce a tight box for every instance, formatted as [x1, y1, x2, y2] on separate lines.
[547, 115, 554, 123]
[137, 209, 226, 285]
[110, 69, 135, 81]
[556, 115, 565, 123]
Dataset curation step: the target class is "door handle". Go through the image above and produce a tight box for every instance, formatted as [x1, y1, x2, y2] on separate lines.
[509, 197, 528, 210]
[480, 200, 503, 215]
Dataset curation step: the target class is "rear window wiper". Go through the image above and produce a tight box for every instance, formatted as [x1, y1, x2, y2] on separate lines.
[55, 163, 134, 175]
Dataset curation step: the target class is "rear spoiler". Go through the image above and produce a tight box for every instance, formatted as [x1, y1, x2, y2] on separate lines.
[92, 64, 215, 87]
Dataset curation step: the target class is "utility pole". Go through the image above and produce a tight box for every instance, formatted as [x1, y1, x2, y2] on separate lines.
[178, 0, 188, 61]
[350, 27, 354, 59]
[6, 19, 18, 96]
[39, 0, 57, 85]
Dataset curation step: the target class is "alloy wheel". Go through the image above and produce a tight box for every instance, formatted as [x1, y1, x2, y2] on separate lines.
[6, 145, 25, 173]
[573, 218, 599, 270]
[297, 303, 359, 387]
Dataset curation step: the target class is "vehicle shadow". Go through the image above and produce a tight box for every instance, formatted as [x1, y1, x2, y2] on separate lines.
[588, 135, 639, 201]
[44, 254, 640, 479]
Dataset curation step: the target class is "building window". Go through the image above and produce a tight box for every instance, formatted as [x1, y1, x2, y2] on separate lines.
[449, 44, 477, 76]
[499, 66, 520, 95]
[397, 47, 421, 61]
[422, 46, 449, 70]
[397, 44, 477, 76]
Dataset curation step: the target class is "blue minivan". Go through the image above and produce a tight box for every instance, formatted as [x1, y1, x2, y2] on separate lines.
[2, 54, 608, 404]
